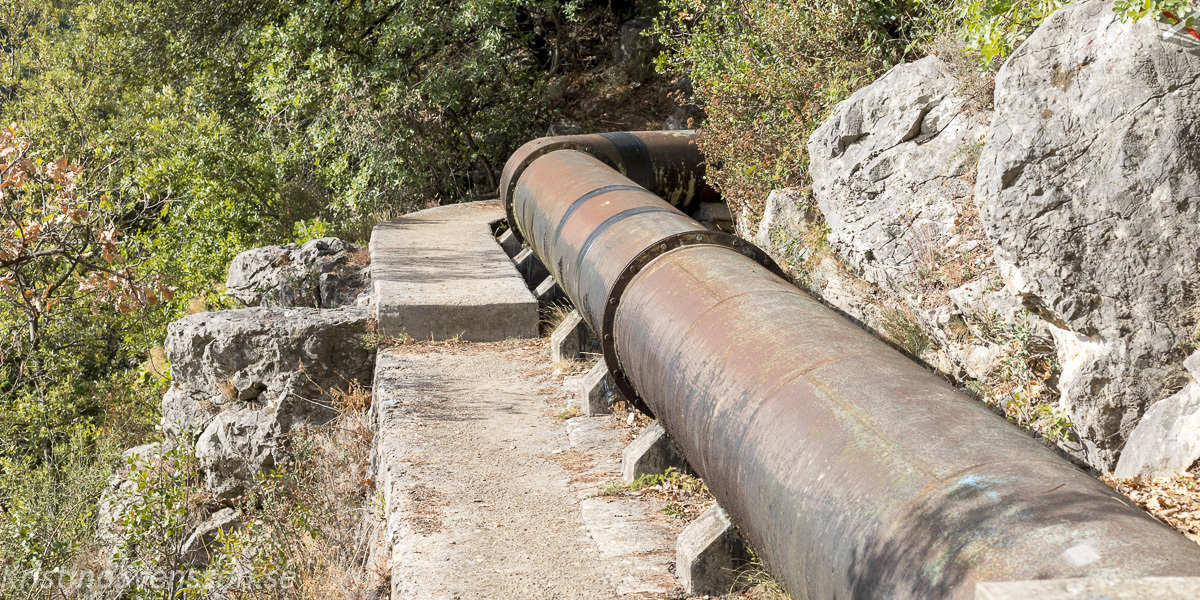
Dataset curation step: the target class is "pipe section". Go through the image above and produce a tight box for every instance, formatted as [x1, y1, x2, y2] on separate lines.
[501, 131, 1200, 599]
[499, 130, 719, 244]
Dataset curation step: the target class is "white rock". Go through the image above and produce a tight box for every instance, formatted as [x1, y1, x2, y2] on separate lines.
[974, 0, 1200, 469]
[226, 237, 370, 308]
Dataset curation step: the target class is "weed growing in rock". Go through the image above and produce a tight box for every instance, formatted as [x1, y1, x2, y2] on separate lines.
[1181, 301, 1200, 353]
[881, 306, 932, 358]
[556, 406, 582, 420]
[734, 548, 793, 600]
[968, 311, 1073, 442]
[768, 219, 831, 291]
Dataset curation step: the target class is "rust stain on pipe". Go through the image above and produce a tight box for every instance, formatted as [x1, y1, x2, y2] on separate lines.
[500, 130, 1200, 598]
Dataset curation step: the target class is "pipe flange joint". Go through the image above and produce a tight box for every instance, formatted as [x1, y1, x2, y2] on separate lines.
[601, 230, 786, 416]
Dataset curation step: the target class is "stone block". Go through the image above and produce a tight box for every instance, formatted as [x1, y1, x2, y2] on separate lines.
[975, 577, 1200, 600]
[677, 503, 749, 596]
[692, 201, 734, 232]
[551, 310, 601, 363]
[513, 248, 550, 288]
[497, 228, 522, 258]
[579, 360, 621, 416]
[622, 421, 690, 483]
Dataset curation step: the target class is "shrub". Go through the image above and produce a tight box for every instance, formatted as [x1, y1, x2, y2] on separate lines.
[957, 0, 1065, 67]
[0, 434, 120, 597]
[1113, 0, 1195, 24]
[650, 0, 954, 228]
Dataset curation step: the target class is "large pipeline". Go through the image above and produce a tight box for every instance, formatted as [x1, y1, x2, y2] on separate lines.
[500, 131, 1200, 599]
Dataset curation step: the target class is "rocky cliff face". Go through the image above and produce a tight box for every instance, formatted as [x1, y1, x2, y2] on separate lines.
[977, 0, 1200, 470]
[768, 0, 1200, 473]
[99, 239, 377, 564]
[164, 306, 375, 501]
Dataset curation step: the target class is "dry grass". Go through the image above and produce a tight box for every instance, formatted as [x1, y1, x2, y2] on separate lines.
[880, 305, 931, 358]
[216, 378, 237, 403]
[729, 552, 792, 600]
[551, 448, 607, 487]
[552, 356, 586, 376]
[145, 346, 169, 379]
[595, 468, 714, 522]
[185, 297, 208, 315]
[906, 202, 995, 310]
[347, 247, 371, 267]
[369, 335, 544, 357]
[540, 301, 576, 337]
[927, 33, 997, 113]
[215, 379, 390, 599]
[1102, 473, 1200, 545]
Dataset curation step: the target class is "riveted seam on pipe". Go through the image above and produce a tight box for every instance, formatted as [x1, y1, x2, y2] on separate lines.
[551, 184, 650, 243]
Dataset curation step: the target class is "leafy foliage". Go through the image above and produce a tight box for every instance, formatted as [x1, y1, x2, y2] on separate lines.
[0, 0, 632, 589]
[0, 0, 620, 456]
[650, 0, 953, 227]
[957, 0, 1064, 67]
[1113, 0, 1194, 23]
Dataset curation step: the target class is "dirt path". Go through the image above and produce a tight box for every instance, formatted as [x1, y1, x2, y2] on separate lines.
[372, 339, 681, 600]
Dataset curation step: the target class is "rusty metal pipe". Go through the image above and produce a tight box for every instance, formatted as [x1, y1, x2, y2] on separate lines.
[499, 130, 719, 244]
[500, 131, 1200, 599]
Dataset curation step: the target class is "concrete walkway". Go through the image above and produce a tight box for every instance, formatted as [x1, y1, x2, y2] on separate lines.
[370, 201, 538, 342]
[372, 342, 680, 599]
[369, 204, 682, 600]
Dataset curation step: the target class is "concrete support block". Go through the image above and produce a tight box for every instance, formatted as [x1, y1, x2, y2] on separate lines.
[693, 201, 734, 232]
[513, 248, 550, 288]
[622, 421, 690, 483]
[496, 228, 522, 258]
[976, 578, 1200, 600]
[372, 201, 538, 342]
[534, 275, 566, 307]
[579, 360, 622, 416]
[551, 310, 601, 363]
[677, 503, 749, 596]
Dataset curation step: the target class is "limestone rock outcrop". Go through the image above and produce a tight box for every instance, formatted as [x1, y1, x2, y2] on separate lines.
[225, 237, 370, 308]
[779, 0, 1200, 472]
[163, 306, 375, 500]
[808, 55, 992, 298]
[800, 55, 1011, 386]
[99, 246, 377, 569]
[975, 0, 1200, 468]
[1116, 351, 1200, 478]
[163, 307, 374, 432]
